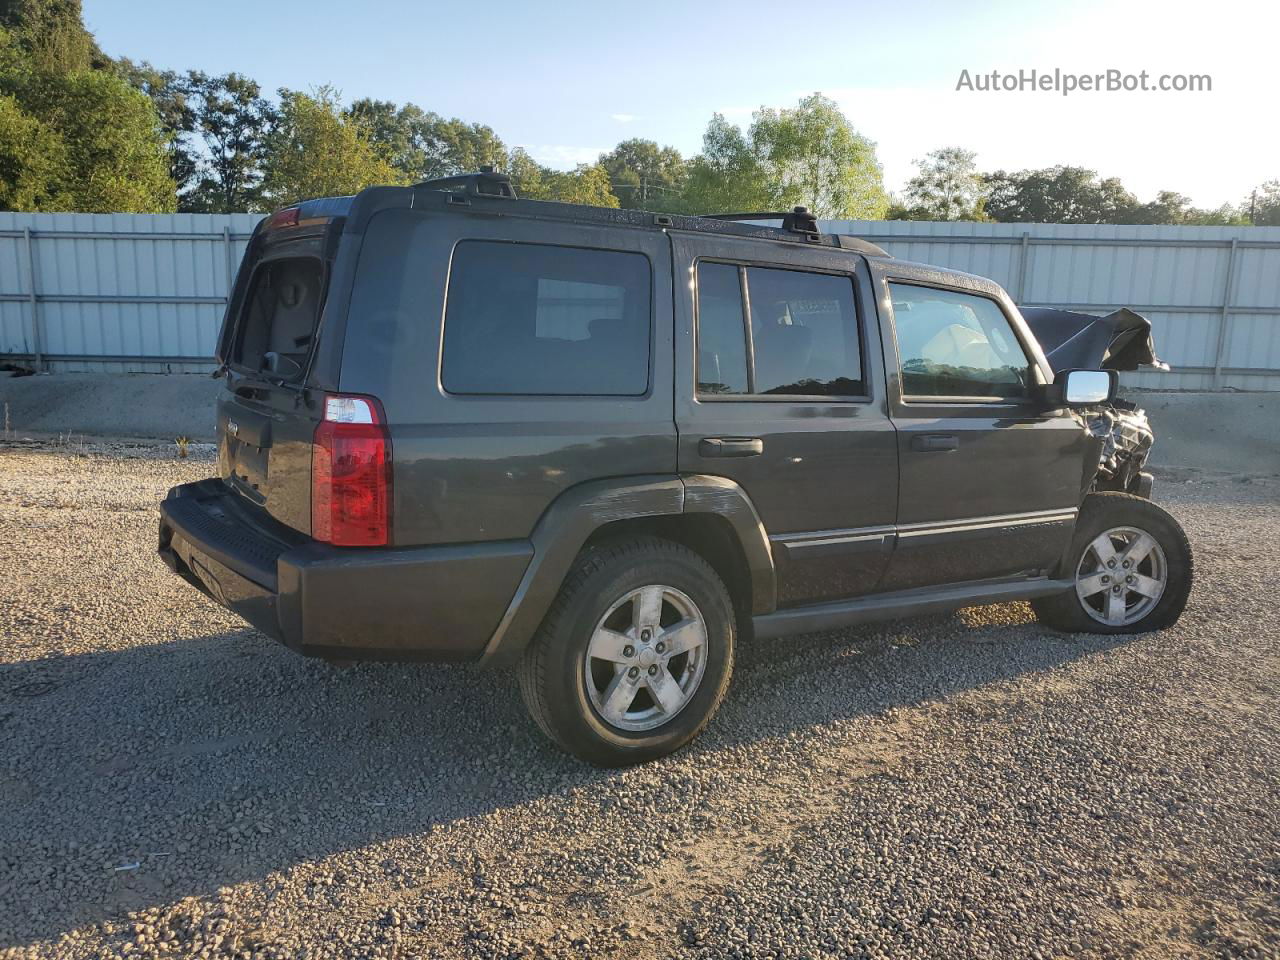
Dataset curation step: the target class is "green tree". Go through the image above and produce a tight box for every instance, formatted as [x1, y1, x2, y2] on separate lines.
[896, 147, 986, 220]
[1181, 204, 1247, 226]
[1126, 190, 1245, 225]
[182, 71, 275, 212]
[262, 87, 405, 207]
[425, 116, 506, 178]
[347, 98, 417, 173]
[541, 163, 619, 206]
[598, 138, 686, 209]
[984, 166, 1137, 223]
[505, 145, 547, 197]
[1247, 180, 1280, 226]
[348, 98, 508, 182]
[0, 9, 176, 213]
[115, 58, 195, 193]
[1127, 189, 1192, 224]
[681, 96, 887, 219]
[30, 69, 176, 211]
[981, 166, 1244, 224]
[680, 113, 769, 215]
[749, 93, 888, 219]
[503, 148, 618, 207]
[0, 0, 105, 73]
[0, 91, 67, 209]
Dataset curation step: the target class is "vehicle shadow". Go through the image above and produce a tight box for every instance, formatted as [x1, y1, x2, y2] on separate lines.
[0, 608, 1131, 948]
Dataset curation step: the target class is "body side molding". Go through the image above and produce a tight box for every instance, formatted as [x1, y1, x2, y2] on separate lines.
[895, 507, 1078, 537]
[769, 507, 1079, 558]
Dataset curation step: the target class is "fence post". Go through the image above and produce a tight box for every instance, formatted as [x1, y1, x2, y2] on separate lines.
[1212, 237, 1239, 390]
[1015, 231, 1031, 302]
[222, 225, 234, 298]
[22, 226, 43, 372]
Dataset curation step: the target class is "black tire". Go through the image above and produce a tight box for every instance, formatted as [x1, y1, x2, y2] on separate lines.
[517, 537, 736, 766]
[1032, 492, 1193, 634]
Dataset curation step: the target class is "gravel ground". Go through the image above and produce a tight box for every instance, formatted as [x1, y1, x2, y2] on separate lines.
[1, 441, 1277, 960]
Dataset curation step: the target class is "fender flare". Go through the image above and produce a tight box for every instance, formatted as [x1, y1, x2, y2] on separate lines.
[681, 473, 776, 615]
[478, 474, 776, 665]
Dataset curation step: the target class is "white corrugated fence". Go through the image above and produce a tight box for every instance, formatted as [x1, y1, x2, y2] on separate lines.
[825, 219, 1280, 391]
[3, 212, 1279, 389]
[0, 212, 260, 375]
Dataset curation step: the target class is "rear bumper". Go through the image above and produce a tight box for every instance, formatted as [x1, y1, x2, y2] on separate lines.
[159, 479, 532, 661]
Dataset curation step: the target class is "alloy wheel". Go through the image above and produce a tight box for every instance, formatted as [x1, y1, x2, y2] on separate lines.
[583, 584, 709, 732]
[1075, 525, 1168, 626]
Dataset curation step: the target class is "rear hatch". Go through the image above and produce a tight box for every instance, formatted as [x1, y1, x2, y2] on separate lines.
[214, 202, 350, 536]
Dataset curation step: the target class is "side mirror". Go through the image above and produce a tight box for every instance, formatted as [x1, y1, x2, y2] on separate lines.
[1049, 368, 1118, 407]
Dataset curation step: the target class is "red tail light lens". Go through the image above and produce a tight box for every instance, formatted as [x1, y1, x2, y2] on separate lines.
[312, 395, 391, 546]
[266, 207, 300, 229]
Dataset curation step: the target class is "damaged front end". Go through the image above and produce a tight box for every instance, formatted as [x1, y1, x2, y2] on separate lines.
[1083, 399, 1155, 496]
[1021, 306, 1167, 498]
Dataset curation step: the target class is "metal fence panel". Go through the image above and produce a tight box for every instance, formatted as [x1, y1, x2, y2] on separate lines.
[2, 212, 1279, 389]
[0, 211, 258, 373]
[825, 220, 1280, 391]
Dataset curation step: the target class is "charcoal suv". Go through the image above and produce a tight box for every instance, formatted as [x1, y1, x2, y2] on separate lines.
[159, 170, 1193, 765]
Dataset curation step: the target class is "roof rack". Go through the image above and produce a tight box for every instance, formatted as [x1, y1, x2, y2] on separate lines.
[701, 206, 820, 240]
[698, 206, 890, 257]
[416, 166, 517, 199]
[402, 182, 892, 257]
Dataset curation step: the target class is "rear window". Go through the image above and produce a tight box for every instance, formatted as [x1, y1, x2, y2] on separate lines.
[232, 257, 324, 382]
[441, 241, 652, 396]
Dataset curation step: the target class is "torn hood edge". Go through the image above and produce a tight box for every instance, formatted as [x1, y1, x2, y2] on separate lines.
[1019, 306, 1170, 373]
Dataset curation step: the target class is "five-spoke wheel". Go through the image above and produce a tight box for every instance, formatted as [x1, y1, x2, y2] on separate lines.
[1033, 492, 1192, 635]
[1074, 526, 1168, 626]
[518, 538, 735, 766]
[584, 585, 708, 731]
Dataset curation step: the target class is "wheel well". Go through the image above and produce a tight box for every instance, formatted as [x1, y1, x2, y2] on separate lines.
[582, 515, 754, 629]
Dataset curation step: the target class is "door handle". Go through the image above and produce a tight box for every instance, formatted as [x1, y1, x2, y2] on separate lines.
[911, 434, 959, 452]
[699, 437, 764, 458]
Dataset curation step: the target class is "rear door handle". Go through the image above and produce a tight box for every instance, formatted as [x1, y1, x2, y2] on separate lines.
[699, 437, 764, 458]
[911, 434, 959, 452]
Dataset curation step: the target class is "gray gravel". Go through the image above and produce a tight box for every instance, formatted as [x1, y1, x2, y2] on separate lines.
[1, 440, 1278, 960]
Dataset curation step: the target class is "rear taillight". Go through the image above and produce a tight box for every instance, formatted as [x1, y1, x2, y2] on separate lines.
[266, 207, 300, 229]
[312, 394, 391, 546]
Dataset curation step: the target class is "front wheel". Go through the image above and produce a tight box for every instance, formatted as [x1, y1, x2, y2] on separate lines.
[517, 537, 736, 766]
[1032, 492, 1193, 634]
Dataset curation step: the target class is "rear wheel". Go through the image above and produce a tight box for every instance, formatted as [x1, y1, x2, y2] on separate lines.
[517, 538, 735, 766]
[1032, 492, 1192, 634]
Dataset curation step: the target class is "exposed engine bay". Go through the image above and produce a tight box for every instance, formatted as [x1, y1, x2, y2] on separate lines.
[1085, 399, 1155, 495]
[1021, 306, 1167, 497]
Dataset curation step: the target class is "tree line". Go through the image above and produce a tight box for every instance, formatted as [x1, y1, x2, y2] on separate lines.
[3, 0, 1278, 226]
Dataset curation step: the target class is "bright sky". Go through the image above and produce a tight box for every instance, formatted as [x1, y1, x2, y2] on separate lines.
[85, 0, 1278, 209]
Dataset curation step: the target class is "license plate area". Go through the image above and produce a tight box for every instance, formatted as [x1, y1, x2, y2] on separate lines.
[226, 437, 270, 504]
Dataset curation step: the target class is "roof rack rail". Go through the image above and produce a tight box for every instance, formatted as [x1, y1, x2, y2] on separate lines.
[700, 206, 820, 239]
[416, 165, 517, 199]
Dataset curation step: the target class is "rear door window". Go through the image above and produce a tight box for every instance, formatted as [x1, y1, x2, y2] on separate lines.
[695, 262, 863, 398]
[747, 266, 862, 396]
[695, 262, 750, 395]
[442, 241, 652, 396]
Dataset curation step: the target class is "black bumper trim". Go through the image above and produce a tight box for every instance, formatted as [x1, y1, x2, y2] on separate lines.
[159, 479, 533, 661]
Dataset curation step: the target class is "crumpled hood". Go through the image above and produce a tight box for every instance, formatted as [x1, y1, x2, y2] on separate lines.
[1020, 306, 1169, 373]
